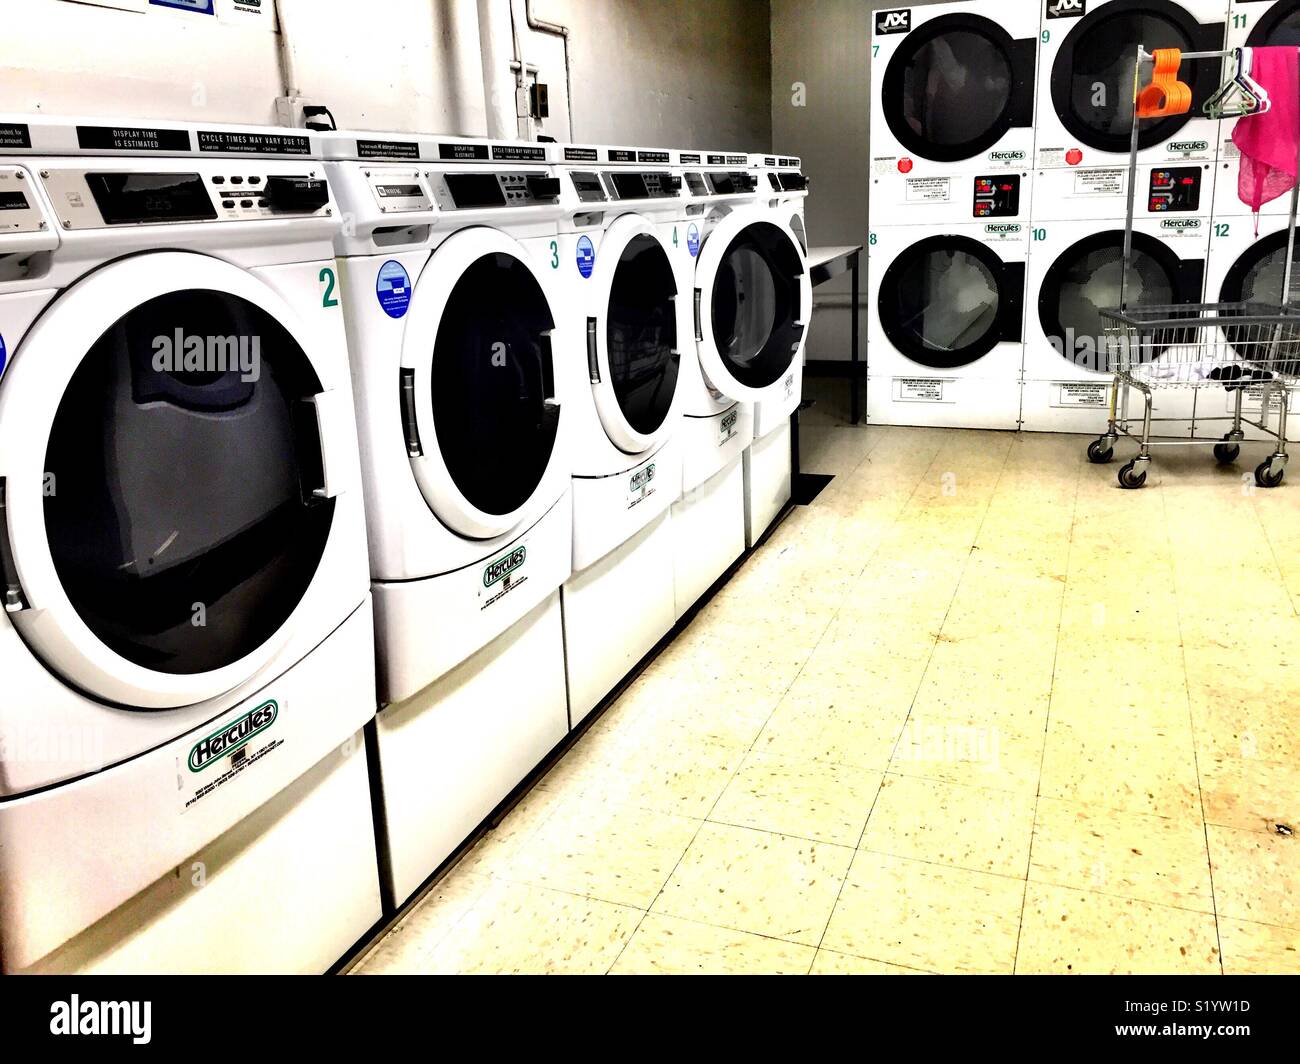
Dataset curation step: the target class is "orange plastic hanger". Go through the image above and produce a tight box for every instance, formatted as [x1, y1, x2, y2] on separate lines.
[1136, 48, 1193, 118]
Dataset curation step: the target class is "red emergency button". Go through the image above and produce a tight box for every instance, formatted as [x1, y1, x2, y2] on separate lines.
[898, 158, 914, 174]
[1066, 149, 1084, 166]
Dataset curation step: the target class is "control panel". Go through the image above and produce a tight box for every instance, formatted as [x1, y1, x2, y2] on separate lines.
[683, 172, 710, 198]
[366, 168, 432, 213]
[0, 167, 48, 234]
[436, 171, 561, 210]
[604, 170, 681, 201]
[776, 172, 808, 192]
[973, 174, 1021, 218]
[1148, 167, 1201, 213]
[569, 171, 607, 203]
[704, 171, 757, 195]
[39, 164, 332, 229]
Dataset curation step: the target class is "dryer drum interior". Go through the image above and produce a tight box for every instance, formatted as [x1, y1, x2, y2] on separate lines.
[1051, 0, 1222, 153]
[1039, 230, 1203, 372]
[881, 13, 1035, 163]
[879, 235, 1024, 370]
[43, 289, 333, 677]
[605, 232, 679, 437]
[710, 221, 804, 389]
[430, 251, 559, 517]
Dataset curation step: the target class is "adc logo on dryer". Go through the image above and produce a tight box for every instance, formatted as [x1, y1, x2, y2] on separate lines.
[188, 701, 278, 773]
[875, 9, 911, 35]
[1046, 0, 1086, 18]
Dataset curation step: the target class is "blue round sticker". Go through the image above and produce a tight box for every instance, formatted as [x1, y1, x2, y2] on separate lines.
[376, 260, 411, 319]
[576, 235, 595, 279]
[0, 332, 6, 377]
[687, 224, 700, 258]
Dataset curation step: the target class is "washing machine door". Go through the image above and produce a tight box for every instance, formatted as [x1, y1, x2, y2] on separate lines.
[1039, 230, 1205, 372]
[1246, 1, 1300, 45]
[879, 235, 1025, 369]
[400, 226, 563, 540]
[882, 12, 1036, 163]
[586, 214, 681, 454]
[0, 252, 344, 709]
[693, 212, 811, 404]
[1050, 0, 1224, 154]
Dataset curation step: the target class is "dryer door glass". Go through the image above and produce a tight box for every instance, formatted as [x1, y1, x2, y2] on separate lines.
[1248, 4, 1300, 45]
[606, 233, 679, 436]
[885, 19, 1015, 161]
[431, 252, 558, 515]
[43, 290, 333, 676]
[879, 236, 1007, 369]
[1054, 5, 1200, 152]
[710, 221, 804, 389]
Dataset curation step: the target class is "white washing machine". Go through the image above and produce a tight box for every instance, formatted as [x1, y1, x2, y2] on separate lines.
[869, 0, 1039, 218]
[0, 115, 380, 972]
[1214, 1, 1300, 215]
[321, 131, 571, 905]
[1200, 211, 1300, 441]
[1035, 0, 1228, 171]
[867, 172, 1030, 430]
[1024, 165, 1211, 432]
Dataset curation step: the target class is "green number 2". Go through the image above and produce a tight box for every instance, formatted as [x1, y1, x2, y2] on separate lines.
[550, 240, 560, 268]
[319, 266, 338, 308]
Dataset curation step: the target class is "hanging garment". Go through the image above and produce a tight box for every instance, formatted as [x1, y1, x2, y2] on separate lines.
[1233, 47, 1300, 231]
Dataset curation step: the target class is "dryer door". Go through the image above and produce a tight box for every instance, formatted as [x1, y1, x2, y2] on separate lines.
[1217, 228, 1300, 362]
[400, 226, 563, 540]
[1246, 1, 1300, 45]
[0, 252, 343, 709]
[1051, 0, 1223, 154]
[1038, 229, 1205, 372]
[882, 12, 1036, 163]
[878, 235, 1025, 369]
[587, 214, 681, 454]
[693, 212, 811, 404]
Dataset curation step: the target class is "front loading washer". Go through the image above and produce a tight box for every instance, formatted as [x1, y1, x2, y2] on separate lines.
[869, 0, 1039, 216]
[322, 131, 572, 906]
[553, 144, 690, 724]
[0, 116, 380, 972]
[1036, 0, 1228, 171]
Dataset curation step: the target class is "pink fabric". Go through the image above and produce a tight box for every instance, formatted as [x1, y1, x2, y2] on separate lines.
[1234, 47, 1300, 215]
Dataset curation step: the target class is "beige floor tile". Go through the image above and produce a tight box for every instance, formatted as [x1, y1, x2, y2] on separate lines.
[456, 783, 568, 877]
[709, 751, 882, 846]
[910, 629, 1056, 734]
[809, 949, 933, 974]
[1219, 918, 1300, 975]
[508, 797, 701, 908]
[1185, 644, 1300, 764]
[1017, 883, 1221, 974]
[1208, 824, 1300, 930]
[1048, 640, 1192, 735]
[1039, 718, 1201, 819]
[893, 712, 1045, 795]
[821, 851, 1023, 974]
[1199, 755, 1300, 835]
[424, 880, 641, 975]
[753, 698, 907, 771]
[609, 912, 816, 975]
[652, 822, 854, 946]
[862, 774, 1036, 877]
[352, 869, 491, 974]
[1029, 798, 1214, 913]
[575, 737, 745, 820]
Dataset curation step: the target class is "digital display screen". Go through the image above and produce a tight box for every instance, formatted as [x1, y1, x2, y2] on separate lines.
[611, 172, 649, 200]
[86, 172, 217, 225]
[444, 173, 505, 209]
[376, 184, 423, 199]
[0, 190, 28, 211]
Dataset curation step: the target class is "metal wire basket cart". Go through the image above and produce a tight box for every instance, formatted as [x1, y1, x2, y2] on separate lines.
[1088, 46, 1299, 489]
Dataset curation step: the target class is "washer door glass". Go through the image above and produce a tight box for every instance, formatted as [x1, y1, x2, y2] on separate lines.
[43, 290, 333, 676]
[880, 237, 1009, 369]
[885, 18, 1016, 161]
[431, 252, 559, 515]
[607, 233, 679, 437]
[711, 221, 803, 390]
[1054, 4, 1200, 152]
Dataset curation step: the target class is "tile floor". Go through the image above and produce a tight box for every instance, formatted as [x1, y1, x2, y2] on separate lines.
[353, 383, 1300, 975]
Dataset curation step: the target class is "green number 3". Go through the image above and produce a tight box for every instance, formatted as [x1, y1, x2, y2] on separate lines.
[319, 266, 339, 308]
[550, 240, 560, 269]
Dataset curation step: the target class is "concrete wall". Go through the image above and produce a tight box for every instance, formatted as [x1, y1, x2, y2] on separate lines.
[0, 0, 770, 149]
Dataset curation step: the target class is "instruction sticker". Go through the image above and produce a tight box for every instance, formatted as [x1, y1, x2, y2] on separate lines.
[376, 260, 412, 318]
[576, 235, 595, 278]
[905, 177, 950, 203]
[357, 139, 420, 160]
[564, 147, 599, 162]
[718, 407, 739, 446]
[198, 129, 310, 155]
[76, 125, 191, 152]
[628, 461, 657, 509]
[1073, 168, 1125, 197]
[1227, 386, 1300, 415]
[181, 700, 283, 813]
[895, 378, 952, 403]
[0, 124, 30, 150]
[1053, 382, 1109, 408]
[687, 223, 700, 257]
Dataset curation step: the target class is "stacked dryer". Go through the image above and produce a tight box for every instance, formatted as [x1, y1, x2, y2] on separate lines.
[1025, 0, 1226, 433]
[321, 131, 573, 907]
[867, 0, 1039, 429]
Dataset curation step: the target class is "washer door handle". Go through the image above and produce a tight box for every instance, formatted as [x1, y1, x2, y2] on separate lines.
[586, 317, 601, 384]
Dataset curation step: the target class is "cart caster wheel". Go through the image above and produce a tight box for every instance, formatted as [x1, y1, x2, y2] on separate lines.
[1213, 443, 1241, 465]
[1255, 460, 1285, 488]
[1087, 439, 1115, 464]
[1118, 460, 1148, 490]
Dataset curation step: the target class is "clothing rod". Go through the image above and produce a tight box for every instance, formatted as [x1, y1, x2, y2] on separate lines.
[1136, 47, 1232, 62]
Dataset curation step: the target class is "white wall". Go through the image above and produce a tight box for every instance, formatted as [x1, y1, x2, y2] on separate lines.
[0, 0, 769, 149]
